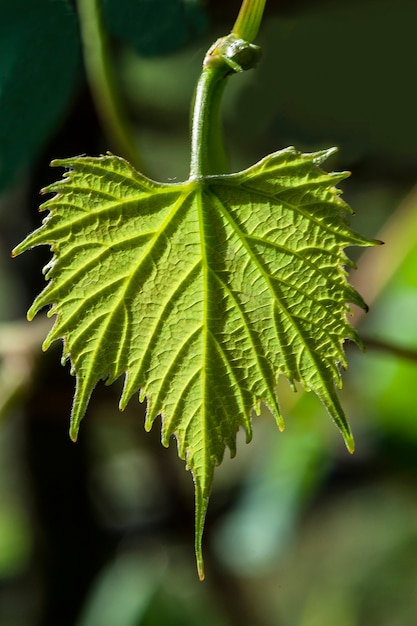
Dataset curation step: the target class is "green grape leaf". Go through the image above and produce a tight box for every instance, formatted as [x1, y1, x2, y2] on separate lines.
[13, 148, 373, 579]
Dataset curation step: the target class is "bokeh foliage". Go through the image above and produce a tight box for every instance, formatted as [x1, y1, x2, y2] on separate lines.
[1, 0, 417, 624]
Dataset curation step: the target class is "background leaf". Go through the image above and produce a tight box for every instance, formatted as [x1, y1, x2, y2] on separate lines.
[102, 0, 208, 56]
[0, 0, 80, 191]
[235, 0, 417, 174]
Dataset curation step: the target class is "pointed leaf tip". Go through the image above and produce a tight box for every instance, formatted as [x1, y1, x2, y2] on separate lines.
[194, 484, 207, 580]
[70, 415, 80, 442]
[197, 560, 205, 582]
[346, 434, 355, 454]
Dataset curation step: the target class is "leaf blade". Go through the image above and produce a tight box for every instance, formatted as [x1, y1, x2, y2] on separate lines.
[13, 148, 375, 577]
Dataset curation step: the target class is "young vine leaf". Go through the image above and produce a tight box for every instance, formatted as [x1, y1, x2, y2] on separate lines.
[13, 148, 374, 579]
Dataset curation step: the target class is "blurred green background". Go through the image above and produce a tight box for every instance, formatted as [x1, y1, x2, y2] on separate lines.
[1, 0, 417, 624]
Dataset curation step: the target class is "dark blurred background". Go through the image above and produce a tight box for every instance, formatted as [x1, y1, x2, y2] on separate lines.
[1, 1, 417, 624]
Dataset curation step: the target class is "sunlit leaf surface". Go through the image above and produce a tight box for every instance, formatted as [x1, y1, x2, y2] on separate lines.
[13, 148, 373, 577]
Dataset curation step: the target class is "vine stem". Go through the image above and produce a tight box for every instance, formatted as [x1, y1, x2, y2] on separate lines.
[189, 0, 265, 179]
[233, 0, 267, 42]
[189, 49, 230, 178]
[76, 0, 143, 171]
[361, 337, 417, 362]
